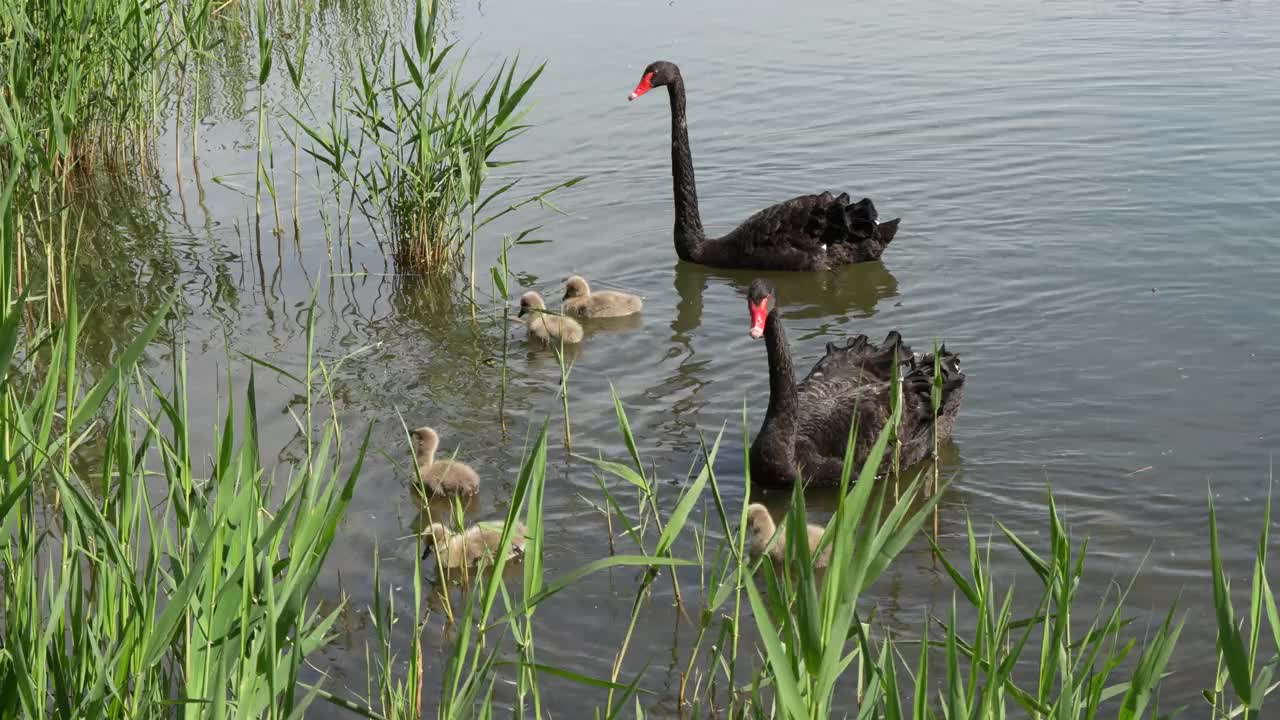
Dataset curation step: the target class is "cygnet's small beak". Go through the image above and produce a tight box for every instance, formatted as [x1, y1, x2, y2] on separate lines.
[517, 306, 528, 317]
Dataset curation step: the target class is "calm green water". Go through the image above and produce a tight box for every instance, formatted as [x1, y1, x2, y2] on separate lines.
[79, 0, 1280, 713]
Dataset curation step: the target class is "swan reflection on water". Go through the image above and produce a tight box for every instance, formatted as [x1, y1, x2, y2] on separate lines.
[670, 258, 901, 337]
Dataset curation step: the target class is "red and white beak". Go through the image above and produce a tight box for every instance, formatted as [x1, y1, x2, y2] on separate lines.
[629, 72, 654, 101]
[749, 298, 769, 339]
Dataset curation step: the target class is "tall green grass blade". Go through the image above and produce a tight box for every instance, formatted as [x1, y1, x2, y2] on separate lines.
[655, 427, 721, 556]
[492, 554, 694, 628]
[1209, 489, 1254, 706]
[745, 578, 807, 716]
[69, 291, 176, 434]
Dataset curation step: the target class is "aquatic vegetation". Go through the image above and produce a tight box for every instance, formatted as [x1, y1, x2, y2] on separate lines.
[293, 0, 583, 281]
[0, 0, 169, 179]
[0, 249, 365, 717]
[1, 0, 173, 321]
[3, 227, 1280, 715]
[1, 0, 576, 330]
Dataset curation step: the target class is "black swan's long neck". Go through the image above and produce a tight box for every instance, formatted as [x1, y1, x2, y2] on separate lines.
[666, 77, 706, 261]
[762, 309, 799, 434]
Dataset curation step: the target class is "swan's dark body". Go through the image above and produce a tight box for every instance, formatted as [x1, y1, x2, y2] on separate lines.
[632, 61, 901, 272]
[746, 281, 964, 487]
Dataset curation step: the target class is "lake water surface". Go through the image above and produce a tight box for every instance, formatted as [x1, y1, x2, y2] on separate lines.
[83, 0, 1280, 713]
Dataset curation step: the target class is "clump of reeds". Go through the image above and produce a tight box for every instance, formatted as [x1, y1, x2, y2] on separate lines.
[294, 0, 582, 285]
[0, 238, 370, 717]
[733, 440, 1280, 716]
[1, 0, 176, 182]
[5, 192, 1280, 714]
[1, 0, 179, 322]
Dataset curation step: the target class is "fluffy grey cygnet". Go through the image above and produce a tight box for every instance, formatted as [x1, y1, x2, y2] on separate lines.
[412, 427, 480, 497]
[562, 275, 643, 318]
[421, 521, 527, 569]
[745, 503, 830, 568]
[518, 291, 584, 344]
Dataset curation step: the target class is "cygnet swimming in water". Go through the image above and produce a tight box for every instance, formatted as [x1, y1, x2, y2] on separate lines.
[745, 503, 830, 568]
[421, 521, 527, 569]
[412, 427, 480, 497]
[518, 291, 584, 344]
[562, 276, 643, 318]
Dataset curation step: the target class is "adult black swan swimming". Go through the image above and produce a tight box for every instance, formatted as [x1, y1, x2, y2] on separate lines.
[628, 61, 901, 272]
[745, 279, 964, 487]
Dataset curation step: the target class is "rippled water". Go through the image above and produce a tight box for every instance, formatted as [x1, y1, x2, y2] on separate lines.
[79, 0, 1280, 713]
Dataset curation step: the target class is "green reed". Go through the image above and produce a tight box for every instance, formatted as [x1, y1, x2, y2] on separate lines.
[0, 0, 170, 180]
[293, 0, 582, 285]
[4, 0, 576, 325]
[1205, 483, 1280, 719]
[4, 11, 1280, 703]
[0, 256, 366, 718]
[5, 201, 1280, 717]
[253, 0, 281, 232]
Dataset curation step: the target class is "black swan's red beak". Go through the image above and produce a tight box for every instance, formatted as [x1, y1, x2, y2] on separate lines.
[749, 297, 769, 339]
[629, 72, 654, 101]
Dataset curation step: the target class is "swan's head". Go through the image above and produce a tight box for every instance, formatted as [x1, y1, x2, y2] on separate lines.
[517, 291, 546, 317]
[563, 275, 591, 300]
[747, 278, 775, 339]
[745, 503, 778, 556]
[412, 426, 439, 460]
[629, 61, 680, 101]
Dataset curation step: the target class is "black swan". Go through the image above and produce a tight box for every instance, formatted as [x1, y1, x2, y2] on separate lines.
[629, 61, 901, 272]
[745, 279, 964, 487]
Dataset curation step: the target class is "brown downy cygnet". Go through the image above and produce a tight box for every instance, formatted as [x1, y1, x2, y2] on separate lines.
[562, 276, 643, 318]
[421, 521, 528, 569]
[746, 503, 830, 568]
[412, 427, 480, 497]
[518, 291, 584, 344]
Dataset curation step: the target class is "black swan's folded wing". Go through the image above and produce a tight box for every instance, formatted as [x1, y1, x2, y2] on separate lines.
[794, 338, 965, 467]
[724, 193, 899, 259]
[802, 331, 912, 388]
